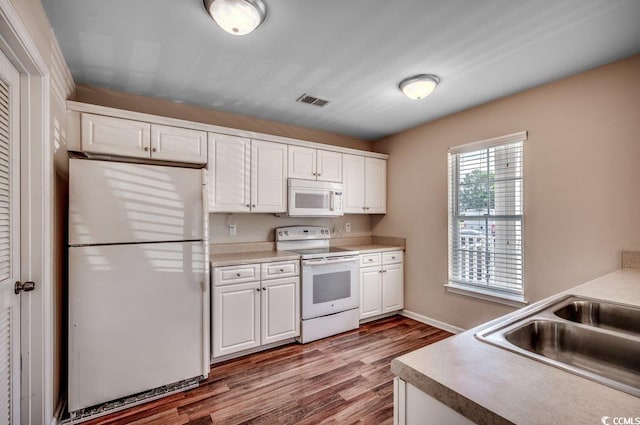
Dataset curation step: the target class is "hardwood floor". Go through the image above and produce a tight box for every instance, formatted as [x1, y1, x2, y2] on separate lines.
[83, 316, 452, 425]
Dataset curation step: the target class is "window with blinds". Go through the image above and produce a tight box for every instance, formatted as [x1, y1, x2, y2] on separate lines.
[447, 132, 526, 299]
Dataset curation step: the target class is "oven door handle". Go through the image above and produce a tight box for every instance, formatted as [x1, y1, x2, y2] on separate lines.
[302, 257, 358, 266]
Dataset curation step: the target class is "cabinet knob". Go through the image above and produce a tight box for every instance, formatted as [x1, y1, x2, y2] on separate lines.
[246, 204, 251, 208]
[279, 268, 284, 272]
[144, 147, 150, 152]
[317, 173, 322, 176]
[252, 204, 256, 208]
[368, 259, 373, 262]
[236, 273, 241, 277]
[256, 288, 260, 292]
[262, 287, 266, 291]
[152, 147, 157, 152]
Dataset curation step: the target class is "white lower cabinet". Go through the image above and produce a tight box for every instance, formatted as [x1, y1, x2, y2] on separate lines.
[261, 277, 300, 345]
[213, 282, 260, 357]
[360, 250, 404, 320]
[394, 377, 474, 425]
[212, 261, 299, 359]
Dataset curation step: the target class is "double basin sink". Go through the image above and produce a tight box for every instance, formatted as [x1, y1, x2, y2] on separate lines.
[476, 296, 640, 397]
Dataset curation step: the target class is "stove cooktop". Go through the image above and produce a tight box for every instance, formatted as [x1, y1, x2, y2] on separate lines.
[286, 246, 359, 259]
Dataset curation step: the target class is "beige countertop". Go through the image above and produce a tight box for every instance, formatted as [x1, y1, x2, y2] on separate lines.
[391, 268, 640, 424]
[339, 244, 404, 254]
[210, 250, 300, 267]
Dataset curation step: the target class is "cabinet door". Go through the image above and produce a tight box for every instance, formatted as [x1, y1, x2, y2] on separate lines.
[261, 276, 300, 345]
[382, 262, 404, 313]
[208, 133, 251, 212]
[288, 145, 316, 180]
[251, 140, 287, 213]
[365, 157, 387, 214]
[343, 154, 366, 213]
[316, 150, 342, 182]
[81, 113, 151, 159]
[151, 124, 207, 164]
[360, 267, 382, 319]
[213, 282, 260, 358]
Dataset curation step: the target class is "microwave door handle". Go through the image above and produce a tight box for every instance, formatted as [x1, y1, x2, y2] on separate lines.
[302, 257, 358, 266]
[329, 191, 334, 211]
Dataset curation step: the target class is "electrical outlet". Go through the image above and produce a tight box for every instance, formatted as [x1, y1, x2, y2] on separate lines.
[345, 223, 352, 233]
[229, 224, 236, 236]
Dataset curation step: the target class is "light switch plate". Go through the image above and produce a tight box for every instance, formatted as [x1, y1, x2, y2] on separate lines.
[229, 224, 236, 236]
[345, 223, 352, 233]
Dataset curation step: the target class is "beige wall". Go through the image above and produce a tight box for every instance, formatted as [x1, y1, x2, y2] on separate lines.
[372, 54, 640, 329]
[73, 84, 372, 152]
[210, 214, 371, 244]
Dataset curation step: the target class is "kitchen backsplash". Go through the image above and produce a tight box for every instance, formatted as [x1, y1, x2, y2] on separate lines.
[622, 251, 640, 268]
[208, 213, 372, 244]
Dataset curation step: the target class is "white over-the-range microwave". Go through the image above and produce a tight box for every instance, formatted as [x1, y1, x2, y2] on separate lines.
[287, 178, 344, 217]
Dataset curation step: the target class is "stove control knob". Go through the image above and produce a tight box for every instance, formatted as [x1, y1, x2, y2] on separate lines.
[278, 231, 283, 236]
[284, 231, 289, 236]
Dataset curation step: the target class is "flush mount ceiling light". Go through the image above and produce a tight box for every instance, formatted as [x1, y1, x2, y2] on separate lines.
[204, 0, 266, 36]
[399, 74, 440, 100]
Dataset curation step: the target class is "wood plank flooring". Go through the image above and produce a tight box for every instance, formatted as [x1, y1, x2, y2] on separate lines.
[83, 316, 452, 425]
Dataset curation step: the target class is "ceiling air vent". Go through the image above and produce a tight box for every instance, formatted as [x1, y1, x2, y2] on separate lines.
[296, 93, 330, 107]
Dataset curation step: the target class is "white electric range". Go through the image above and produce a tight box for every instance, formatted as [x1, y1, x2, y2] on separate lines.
[276, 226, 360, 343]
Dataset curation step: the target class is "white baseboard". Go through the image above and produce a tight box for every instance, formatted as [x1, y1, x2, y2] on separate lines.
[400, 310, 465, 334]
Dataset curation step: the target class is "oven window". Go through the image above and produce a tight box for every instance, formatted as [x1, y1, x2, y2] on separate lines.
[313, 271, 351, 303]
[295, 193, 326, 209]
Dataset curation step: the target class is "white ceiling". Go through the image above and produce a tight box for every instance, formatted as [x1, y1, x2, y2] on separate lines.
[41, 0, 640, 140]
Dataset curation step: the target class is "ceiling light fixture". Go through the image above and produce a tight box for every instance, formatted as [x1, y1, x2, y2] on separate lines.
[399, 74, 440, 100]
[204, 0, 266, 36]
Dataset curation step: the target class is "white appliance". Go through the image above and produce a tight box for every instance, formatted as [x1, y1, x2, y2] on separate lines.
[287, 178, 344, 217]
[67, 158, 209, 413]
[276, 226, 359, 343]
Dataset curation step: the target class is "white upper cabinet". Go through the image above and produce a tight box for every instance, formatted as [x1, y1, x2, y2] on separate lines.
[208, 134, 287, 213]
[251, 140, 287, 213]
[82, 113, 151, 159]
[343, 154, 365, 214]
[288, 146, 342, 182]
[208, 133, 251, 212]
[316, 150, 342, 182]
[150, 124, 207, 164]
[365, 157, 387, 214]
[343, 154, 387, 214]
[81, 114, 207, 164]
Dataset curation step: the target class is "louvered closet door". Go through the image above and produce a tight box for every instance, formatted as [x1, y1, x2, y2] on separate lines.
[0, 49, 21, 425]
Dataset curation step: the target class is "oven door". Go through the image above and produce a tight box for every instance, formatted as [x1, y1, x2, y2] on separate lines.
[301, 256, 359, 320]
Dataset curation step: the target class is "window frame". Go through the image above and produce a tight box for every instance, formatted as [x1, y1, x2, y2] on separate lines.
[445, 131, 527, 306]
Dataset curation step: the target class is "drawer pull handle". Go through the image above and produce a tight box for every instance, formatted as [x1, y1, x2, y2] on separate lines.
[279, 268, 284, 272]
[368, 259, 373, 262]
[236, 273, 241, 277]
[391, 257, 396, 259]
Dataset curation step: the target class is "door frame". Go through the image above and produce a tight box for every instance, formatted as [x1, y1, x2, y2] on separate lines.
[0, 1, 54, 424]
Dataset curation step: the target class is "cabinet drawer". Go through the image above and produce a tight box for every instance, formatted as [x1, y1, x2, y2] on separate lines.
[382, 251, 403, 265]
[360, 253, 381, 267]
[261, 261, 299, 280]
[213, 264, 260, 286]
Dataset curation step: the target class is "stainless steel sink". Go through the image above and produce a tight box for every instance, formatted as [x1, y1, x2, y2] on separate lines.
[476, 295, 640, 397]
[554, 300, 640, 337]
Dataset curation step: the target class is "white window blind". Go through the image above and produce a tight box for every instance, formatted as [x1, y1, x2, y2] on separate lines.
[448, 132, 526, 297]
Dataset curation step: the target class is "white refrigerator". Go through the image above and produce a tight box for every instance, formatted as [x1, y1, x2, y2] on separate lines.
[68, 158, 209, 413]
